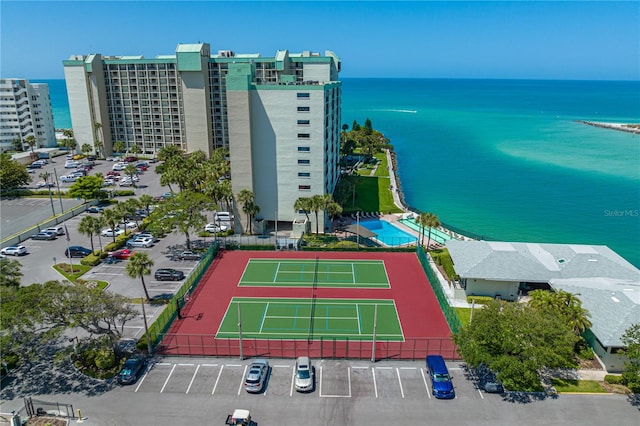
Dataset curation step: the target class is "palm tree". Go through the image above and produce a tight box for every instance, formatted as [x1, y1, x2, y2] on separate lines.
[93, 122, 103, 158]
[310, 194, 331, 234]
[123, 164, 139, 188]
[115, 202, 135, 233]
[424, 212, 441, 250]
[529, 290, 592, 335]
[128, 144, 142, 155]
[123, 198, 142, 227]
[101, 208, 122, 244]
[113, 141, 126, 157]
[238, 189, 255, 234]
[24, 135, 37, 158]
[326, 201, 343, 231]
[416, 213, 429, 246]
[126, 252, 154, 301]
[81, 143, 93, 156]
[78, 215, 99, 252]
[138, 194, 154, 215]
[293, 197, 313, 225]
[157, 145, 183, 162]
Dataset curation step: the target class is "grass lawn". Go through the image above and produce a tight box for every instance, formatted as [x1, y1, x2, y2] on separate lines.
[455, 307, 472, 326]
[373, 153, 389, 177]
[54, 263, 92, 281]
[551, 378, 607, 393]
[345, 176, 401, 214]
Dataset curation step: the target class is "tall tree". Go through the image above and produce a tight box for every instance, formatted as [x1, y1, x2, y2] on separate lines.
[238, 189, 256, 234]
[416, 213, 429, 246]
[123, 164, 139, 188]
[0, 153, 31, 191]
[424, 212, 441, 250]
[68, 175, 104, 202]
[101, 208, 122, 244]
[78, 216, 100, 253]
[125, 252, 154, 301]
[294, 197, 313, 224]
[128, 144, 142, 155]
[138, 194, 155, 215]
[81, 143, 93, 156]
[621, 323, 640, 393]
[528, 290, 592, 335]
[113, 140, 125, 157]
[24, 135, 37, 158]
[454, 300, 578, 392]
[158, 191, 212, 248]
[0, 258, 23, 289]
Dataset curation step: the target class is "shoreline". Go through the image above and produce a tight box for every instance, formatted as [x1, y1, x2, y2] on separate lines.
[577, 120, 640, 135]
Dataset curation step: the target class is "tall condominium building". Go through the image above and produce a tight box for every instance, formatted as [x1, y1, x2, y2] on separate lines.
[63, 43, 341, 232]
[0, 79, 56, 153]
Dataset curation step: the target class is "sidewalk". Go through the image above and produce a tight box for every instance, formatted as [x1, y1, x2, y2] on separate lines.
[385, 149, 406, 212]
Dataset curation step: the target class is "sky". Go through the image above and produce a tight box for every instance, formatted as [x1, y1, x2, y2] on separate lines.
[1, 1, 639, 80]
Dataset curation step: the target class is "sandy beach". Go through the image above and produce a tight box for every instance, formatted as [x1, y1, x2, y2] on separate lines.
[577, 120, 640, 134]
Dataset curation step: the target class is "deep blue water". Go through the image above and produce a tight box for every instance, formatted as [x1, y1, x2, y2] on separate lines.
[40, 78, 640, 266]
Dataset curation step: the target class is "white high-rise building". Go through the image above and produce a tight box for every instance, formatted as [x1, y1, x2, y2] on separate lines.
[63, 43, 342, 232]
[0, 79, 56, 153]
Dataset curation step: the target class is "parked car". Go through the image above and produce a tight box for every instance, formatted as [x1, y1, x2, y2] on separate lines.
[60, 175, 77, 183]
[117, 354, 146, 385]
[72, 154, 85, 160]
[124, 156, 138, 163]
[0, 246, 28, 256]
[109, 249, 134, 259]
[244, 359, 270, 393]
[127, 237, 154, 248]
[65, 160, 80, 169]
[86, 206, 104, 213]
[205, 223, 229, 233]
[119, 180, 134, 187]
[178, 251, 202, 261]
[426, 355, 455, 399]
[65, 246, 92, 258]
[120, 220, 138, 230]
[35, 180, 55, 188]
[101, 228, 124, 237]
[43, 226, 65, 236]
[106, 170, 121, 177]
[27, 162, 42, 169]
[112, 163, 126, 171]
[294, 356, 314, 392]
[31, 231, 57, 240]
[154, 268, 185, 281]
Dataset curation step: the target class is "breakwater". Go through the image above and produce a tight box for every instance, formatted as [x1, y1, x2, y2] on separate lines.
[577, 120, 640, 135]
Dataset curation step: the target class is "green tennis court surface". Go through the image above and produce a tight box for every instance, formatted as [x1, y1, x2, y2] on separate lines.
[216, 297, 404, 341]
[238, 258, 390, 288]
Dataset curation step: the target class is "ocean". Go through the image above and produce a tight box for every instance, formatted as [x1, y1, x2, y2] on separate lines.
[38, 78, 640, 267]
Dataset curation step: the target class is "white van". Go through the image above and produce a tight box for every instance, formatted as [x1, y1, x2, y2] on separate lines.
[215, 211, 232, 224]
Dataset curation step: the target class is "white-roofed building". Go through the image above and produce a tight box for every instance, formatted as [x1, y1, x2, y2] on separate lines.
[446, 240, 640, 372]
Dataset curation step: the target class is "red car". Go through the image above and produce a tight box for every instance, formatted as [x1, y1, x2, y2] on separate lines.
[107, 170, 121, 177]
[109, 249, 134, 259]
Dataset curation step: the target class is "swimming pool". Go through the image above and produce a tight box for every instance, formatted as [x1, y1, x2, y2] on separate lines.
[359, 219, 417, 247]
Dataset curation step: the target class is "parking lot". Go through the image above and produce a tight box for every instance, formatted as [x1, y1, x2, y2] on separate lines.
[119, 357, 484, 402]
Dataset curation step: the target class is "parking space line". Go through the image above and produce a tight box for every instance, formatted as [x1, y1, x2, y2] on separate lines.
[351, 366, 368, 369]
[238, 365, 248, 395]
[212, 365, 224, 395]
[202, 363, 218, 367]
[376, 366, 392, 369]
[274, 365, 290, 368]
[227, 364, 242, 367]
[134, 369, 150, 393]
[290, 366, 295, 397]
[179, 363, 194, 366]
[421, 368, 431, 399]
[156, 362, 171, 366]
[399, 367, 416, 370]
[186, 365, 200, 394]
[372, 368, 378, 398]
[396, 368, 405, 398]
[160, 364, 177, 393]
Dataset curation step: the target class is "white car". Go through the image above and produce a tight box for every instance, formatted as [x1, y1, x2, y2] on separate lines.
[65, 160, 80, 169]
[43, 226, 65, 236]
[205, 223, 229, 233]
[120, 220, 138, 230]
[60, 175, 77, 183]
[1, 245, 28, 256]
[101, 228, 124, 237]
[127, 237, 154, 248]
[112, 163, 126, 171]
[294, 356, 314, 392]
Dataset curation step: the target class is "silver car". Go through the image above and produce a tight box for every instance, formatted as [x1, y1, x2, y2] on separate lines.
[244, 359, 269, 393]
[294, 356, 314, 392]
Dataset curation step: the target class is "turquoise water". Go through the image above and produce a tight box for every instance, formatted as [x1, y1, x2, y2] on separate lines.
[360, 219, 417, 247]
[398, 219, 455, 245]
[41, 78, 640, 266]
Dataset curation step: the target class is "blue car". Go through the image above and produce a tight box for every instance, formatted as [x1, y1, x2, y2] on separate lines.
[117, 355, 146, 385]
[426, 355, 455, 399]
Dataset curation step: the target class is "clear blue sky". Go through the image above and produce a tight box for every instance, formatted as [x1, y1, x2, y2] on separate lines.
[1, 1, 638, 80]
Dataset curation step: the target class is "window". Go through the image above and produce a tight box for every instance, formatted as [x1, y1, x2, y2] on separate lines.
[297, 92, 310, 99]
[298, 159, 310, 165]
[298, 172, 310, 178]
[297, 119, 310, 126]
[299, 185, 311, 190]
[297, 133, 310, 139]
[297, 106, 310, 112]
[298, 146, 310, 152]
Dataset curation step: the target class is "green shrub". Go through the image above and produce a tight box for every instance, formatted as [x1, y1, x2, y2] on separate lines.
[466, 295, 495, 305]
[113, 189, 135, 197]
[136, 335, 149, 353]
[94, 348, 116, 370]
[80, 253, 102, 266]
[575, 337, 595, 360]
[430, 249, 459, 281]
[604, 374, 624, 385]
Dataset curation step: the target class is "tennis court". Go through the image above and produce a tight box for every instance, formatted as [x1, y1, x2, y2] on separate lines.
[238, 258, 390, 288]
[215, 297, 403, 341]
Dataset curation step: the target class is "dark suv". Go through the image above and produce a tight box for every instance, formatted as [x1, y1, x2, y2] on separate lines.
[65, 246, 92, 258]
[154, 268, 185, 281]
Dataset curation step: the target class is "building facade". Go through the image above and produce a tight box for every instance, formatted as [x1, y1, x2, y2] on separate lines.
[63, 43, 341, 232]
[0, 79, 56, 153]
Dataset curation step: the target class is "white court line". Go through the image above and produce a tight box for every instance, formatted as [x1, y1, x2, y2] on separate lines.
[421, 368, 431, 399]
[259, 302, 269, 333]
[273, 262, 281, 282]
[356, 304, 361, 334]
[186, 365, 200, 394]
[396, 368, 405, 398]
[238, 365, 248, 395]
[160, 364, 177, 393]
[372, 368, 378, 398]
[212, 365, 224, 395]
[351, 263, 355, 284]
